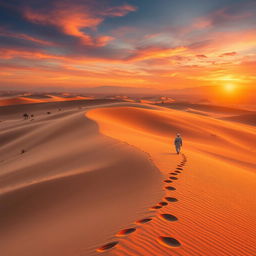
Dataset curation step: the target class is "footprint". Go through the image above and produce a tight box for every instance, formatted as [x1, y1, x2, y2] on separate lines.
[165, 186, 176, 191]
[175, 170, 181, 173]
[169, 177, 178, 180]
[157, 236, 181, 248]
[160, 214, 178, 221]
[136, 218, 152, 224]
[151, 205, 162, 210]
[97, 241, 119, 252]
[176, 167, 183, 170]
[116, 228, 136, 236]
[164, 179, 172, 183]
[170, 172, 178, 175]
[158, 202, 168, 206]
[165, 197, 178, 202]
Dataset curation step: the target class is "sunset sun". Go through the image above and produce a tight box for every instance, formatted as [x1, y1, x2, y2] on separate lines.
[224, 83, 236, 93]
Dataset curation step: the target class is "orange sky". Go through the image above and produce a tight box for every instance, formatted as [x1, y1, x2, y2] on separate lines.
[0, 0, 256, 92]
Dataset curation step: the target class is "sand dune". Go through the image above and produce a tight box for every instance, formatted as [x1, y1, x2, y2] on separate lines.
[87, 104, 256, 255]
[0, 103, 162, 256]
[1, 102, 255, 256]
[0, 96, 45, 106]
[0, 95, 93, 107]
[221, 113, 256, 126]
[0, 99, 119, 121]
[159, 102, 252, 117]
[88, 106, 255, 171]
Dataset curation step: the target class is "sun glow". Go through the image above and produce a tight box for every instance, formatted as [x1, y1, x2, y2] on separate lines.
[224, 83, 236, 93]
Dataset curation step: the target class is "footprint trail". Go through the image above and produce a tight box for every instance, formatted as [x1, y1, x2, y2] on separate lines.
[96, 154, 188, 253]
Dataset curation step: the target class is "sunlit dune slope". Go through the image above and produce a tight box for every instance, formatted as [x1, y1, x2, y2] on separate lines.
[0, 96, 45, 106]
[88, 106, 255, 171]
[87, 104, 256, 256]
[159, 102, 252, 116]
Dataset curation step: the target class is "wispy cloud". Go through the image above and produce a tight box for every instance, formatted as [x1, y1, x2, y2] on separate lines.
[219, 52, 237, 57]
[0, 0, 255, 89]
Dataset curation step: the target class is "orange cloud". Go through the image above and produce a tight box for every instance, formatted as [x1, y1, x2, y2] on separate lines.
[1, 2, 256, 91]
[0, 49, 65, 60]
[23, 3, 136, 46]
[196, 54, 208, 58]
[127, 46, 188, 61]
[0, 29, 55, 46]
[219, 52, 237, 57]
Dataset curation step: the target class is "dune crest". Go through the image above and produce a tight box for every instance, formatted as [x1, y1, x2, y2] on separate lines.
[87, 104, 256, 256]
[0, 105, 162, 256]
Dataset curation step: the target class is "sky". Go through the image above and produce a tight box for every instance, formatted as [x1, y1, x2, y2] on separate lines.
[0, 0, 256, 91]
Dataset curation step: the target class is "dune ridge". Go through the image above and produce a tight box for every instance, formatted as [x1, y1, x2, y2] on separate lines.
[0, 104, 163, 256]
[0, 95, 94, 107]
[87, 104, 256, 255]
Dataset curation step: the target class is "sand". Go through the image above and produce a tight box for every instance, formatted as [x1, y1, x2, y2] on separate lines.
[0, 95, 95, 107]
[88, 104, 256, 255]
[0, 100, 255, 256]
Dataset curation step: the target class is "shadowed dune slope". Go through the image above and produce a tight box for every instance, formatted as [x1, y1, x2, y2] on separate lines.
[0, 99, 120, 120]
[0, 107, 162, 256]
[87, 105, 256, 256]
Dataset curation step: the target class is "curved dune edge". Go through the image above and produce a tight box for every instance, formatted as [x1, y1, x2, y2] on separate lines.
[0, 105, 163, 256]
[95, 155, 186, 254]
[87, 105, 256, 256]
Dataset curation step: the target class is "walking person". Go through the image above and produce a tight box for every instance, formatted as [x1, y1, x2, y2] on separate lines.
[174, 133, 182, 154]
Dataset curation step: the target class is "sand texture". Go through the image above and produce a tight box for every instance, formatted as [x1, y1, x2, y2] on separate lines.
[1, 101, 255, 256]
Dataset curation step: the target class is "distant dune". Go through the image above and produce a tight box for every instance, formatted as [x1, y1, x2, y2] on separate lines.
[0, 96, 45, 106]
[0, 95, 94, 107]
[0, 101, 255, 256]
[0, 99, 119, 121]
[157, 102, 252, 115]
[221, 113, 256, 126]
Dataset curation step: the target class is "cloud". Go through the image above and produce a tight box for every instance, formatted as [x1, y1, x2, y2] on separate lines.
[192, 2, 256, 30]
[219, 52, 237, 57]
[126, 46, 187, 61]
[101, 4, 137, 17]
[0, 28, 55, 46]
[22, 1, 136, 46]
[0, 0, 256, 90]
[196, 54, 207, 58]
